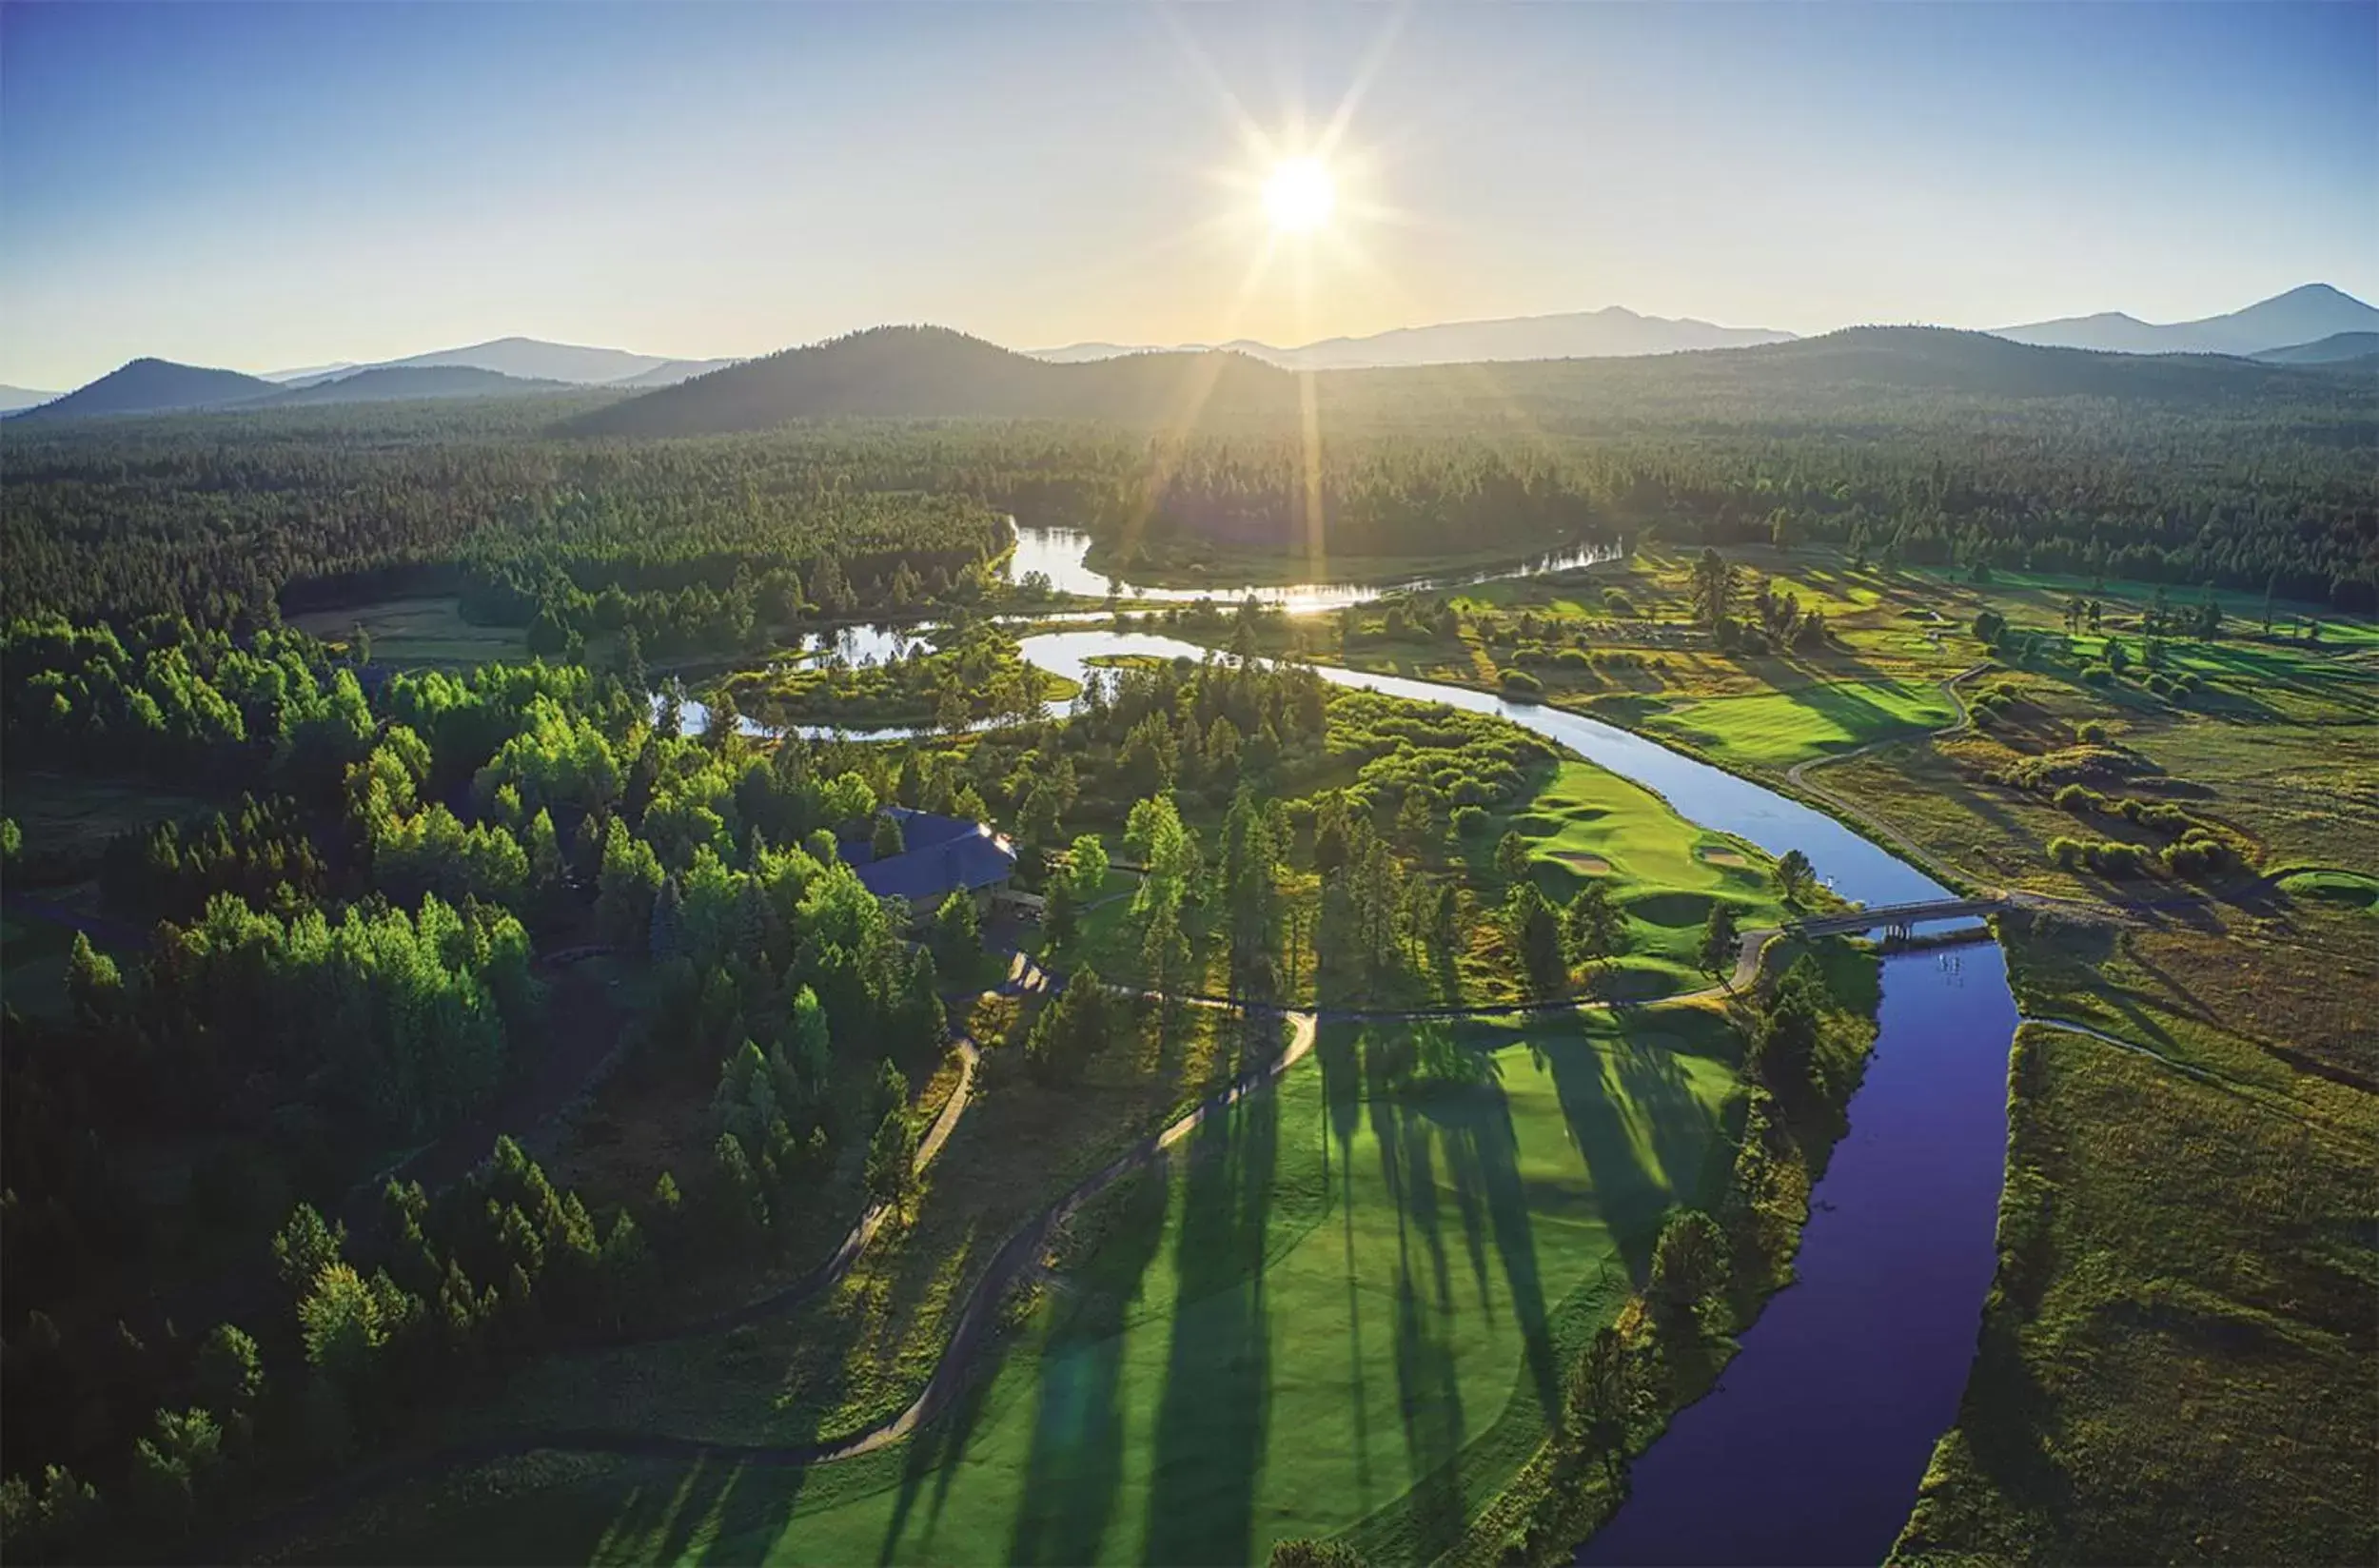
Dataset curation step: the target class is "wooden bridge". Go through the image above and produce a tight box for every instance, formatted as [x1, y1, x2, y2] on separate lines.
[1786, 895, 2007, 943]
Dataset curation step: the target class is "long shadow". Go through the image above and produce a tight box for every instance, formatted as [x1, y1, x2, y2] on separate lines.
[1004, 1164, 1170, 1566]
[1368, 1032, 1456, 1315]
[1367, 1058, 1469, 1554]
[1319, 1023, 1379, 1509]
[1423, 1057, 1560, 1423]
[1611, 1036, 1717, 1216]
[873, 1351, 994, 1563]
[1542, 1030, 1684, 1284]
[1140, 1066, 1280, 1566]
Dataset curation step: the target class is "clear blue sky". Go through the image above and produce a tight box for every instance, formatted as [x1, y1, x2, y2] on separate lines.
[3, 1, 2372, 387]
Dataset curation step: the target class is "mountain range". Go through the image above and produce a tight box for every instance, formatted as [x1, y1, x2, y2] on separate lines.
[272, 337, 739, 388]
[562, 321, 2369, 441]
[1996, 284, 2379, 357]
[9, 358, 586, 422]
[1033, 305, 1795, 368]
[563, 326, 1300, 438]
[1033, 285, 2376, 370]
[12, 285, 2370, 424]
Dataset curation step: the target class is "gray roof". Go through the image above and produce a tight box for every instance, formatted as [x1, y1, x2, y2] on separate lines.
[853, 813, 1017, 902]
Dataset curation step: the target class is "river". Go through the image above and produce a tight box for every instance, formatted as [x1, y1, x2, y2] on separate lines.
[678, 542, 2017, 1566]
[1007, 522, 1619, 612]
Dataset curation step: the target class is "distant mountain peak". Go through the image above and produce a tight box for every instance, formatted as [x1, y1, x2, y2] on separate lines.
[1999, 284, 2378, 357]
[10, 357, 276, 421]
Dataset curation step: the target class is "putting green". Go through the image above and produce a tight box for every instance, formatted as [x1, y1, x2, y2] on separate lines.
[1503, 760, 1787, 993]
[303, 1009, 1746, 1566]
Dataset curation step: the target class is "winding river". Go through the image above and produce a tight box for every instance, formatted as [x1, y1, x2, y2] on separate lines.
[682, 534, 2019, 1564]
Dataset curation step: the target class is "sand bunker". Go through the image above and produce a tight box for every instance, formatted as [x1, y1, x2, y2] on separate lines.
[1553, 852, 1612, 875]
[1697, 846, 1750, 868]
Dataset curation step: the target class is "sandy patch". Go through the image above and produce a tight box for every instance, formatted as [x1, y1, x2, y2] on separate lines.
[1697, 847, 1749, 868]
[1553, 852, 1612, 875]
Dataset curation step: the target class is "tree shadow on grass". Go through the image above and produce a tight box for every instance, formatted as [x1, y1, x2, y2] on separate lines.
[871, 1361, 994, 1563]
[1543, 1031, 1699, 1285]
[1422, 1057, 1561, 1425]
[1141, 1071, 1280, 1567]
[1005, 1165, 1171, 1566]
[1359, 1042, 1470, 1557]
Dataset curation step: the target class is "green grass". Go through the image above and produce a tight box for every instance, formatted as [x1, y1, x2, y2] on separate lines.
[2276, 868, 2379, 914]
[1892, 1015, 2379, 1568]
[1641, 677, 1958, 768]
[283, 1006, 1747, 1565]
[1489, 759, 1792, 995]
[2, 770, 217, 868]
[290, 597, 530, 667]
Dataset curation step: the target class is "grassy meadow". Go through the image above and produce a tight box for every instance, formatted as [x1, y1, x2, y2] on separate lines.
[289, 597, 532, 668]
[277, 1005, 1749, 1565]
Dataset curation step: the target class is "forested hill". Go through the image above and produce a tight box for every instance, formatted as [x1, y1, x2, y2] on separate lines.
[563, 325, 1299, 437]
[570, 323, 2372, 440]
[260, 365, 573, 406]
[1321, 325, 2379, 427]
[12, 358, 277, 421]
[2253, 332, 2379, 367]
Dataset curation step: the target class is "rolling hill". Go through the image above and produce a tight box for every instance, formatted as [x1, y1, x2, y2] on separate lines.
[1996, 283, 2379, 357]
[565, 325, 1297, 437]
[2251, 331, 2379, 366]
[257, 364, 575, 405]
[1035, 304, 1794, 368]
[9, 358, 278, 421]
[570, 322, 2354, 440]
[0, 384, 60, 414]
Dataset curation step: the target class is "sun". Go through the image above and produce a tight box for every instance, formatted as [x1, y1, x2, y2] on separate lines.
[1263, 156, 1337, 234]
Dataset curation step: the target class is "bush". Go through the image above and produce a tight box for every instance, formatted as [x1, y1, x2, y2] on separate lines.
[2053, 784, 2101, 813]
[1553, 648, 1592, 671]
[2076, 719, 2109, 743]
[2080, 663, 2114, 686]
[1450, 804, 1488, 837]
[2048, 835, 2085, 870]
[1602, 589, 1634, 616]
[1499, 668, 1545, 699]
[2085, 840, 2153, 878]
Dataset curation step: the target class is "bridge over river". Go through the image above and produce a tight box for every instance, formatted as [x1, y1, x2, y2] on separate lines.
[1788, 894, 2009, 942]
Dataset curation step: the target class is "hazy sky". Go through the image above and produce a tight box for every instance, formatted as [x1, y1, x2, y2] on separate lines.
[3, 2, 2372, 388]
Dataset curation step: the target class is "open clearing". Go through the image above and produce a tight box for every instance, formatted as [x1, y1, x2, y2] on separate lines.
[289, 597, 529, 667]
[281, 1006, 1746, 1565]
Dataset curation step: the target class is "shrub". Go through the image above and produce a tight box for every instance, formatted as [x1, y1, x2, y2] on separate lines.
[2048, 835, 2084, 869]
[2076, 719, 2109, 743]
[2053, 784, 2100, 813]
[1499, 669, 1544, 699]
[2080, 663, 2114, 686]
[1602, 588, 1634, 616]
[1553, 648, 1592, 671]
[2085, 840, 2153, 878]
[1450, 804, 1488, 837]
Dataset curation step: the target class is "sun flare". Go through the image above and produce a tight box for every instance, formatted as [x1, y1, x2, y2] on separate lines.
[1263, 157, 1337, 234]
